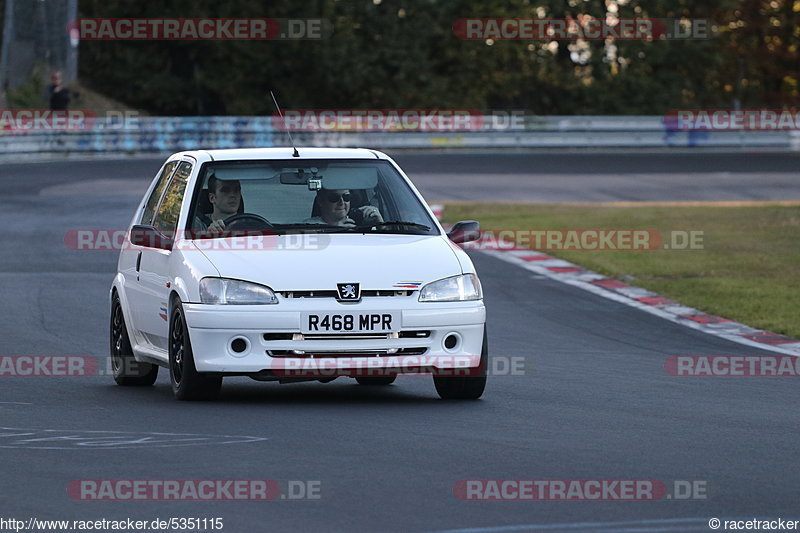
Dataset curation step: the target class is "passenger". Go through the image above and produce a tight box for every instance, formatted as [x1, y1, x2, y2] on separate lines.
[304, 188, 383, 226]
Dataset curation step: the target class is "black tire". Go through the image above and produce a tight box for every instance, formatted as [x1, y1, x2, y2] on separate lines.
[433, 327, 487, 400]
[169, 299, 222, 401]
[355, 376, 397, 386]
[110, 294, 158, 386]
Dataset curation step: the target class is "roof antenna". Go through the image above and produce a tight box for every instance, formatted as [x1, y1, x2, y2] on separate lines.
[270, 90, 300, 157]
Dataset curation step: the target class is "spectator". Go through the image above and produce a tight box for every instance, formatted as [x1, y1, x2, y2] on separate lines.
[46, 72, 70, 110]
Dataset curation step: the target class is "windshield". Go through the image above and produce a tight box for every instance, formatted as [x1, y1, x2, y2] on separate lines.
[186, 159, 438, 238]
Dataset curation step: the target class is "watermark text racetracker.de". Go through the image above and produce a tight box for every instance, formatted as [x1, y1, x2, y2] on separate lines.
[69, 18, 332, 40]
[665, 355, 800, 377]
[453, 17, 711, 40]
[0, 356, 96, 377]
[0, 110, 140, 131]
[272, 109, 527, 132]
[0, 355, 159, 378]
[68, 479, 321, 501]
[64, 229, 330, 252]
[458, 229, 705, 251]
[453, 479, 709, 500]
[665, 109, 800, 131]
[270, 355, 526, 378]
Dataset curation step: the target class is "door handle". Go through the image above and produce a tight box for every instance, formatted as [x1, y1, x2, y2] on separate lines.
[135, 251, 142, 281]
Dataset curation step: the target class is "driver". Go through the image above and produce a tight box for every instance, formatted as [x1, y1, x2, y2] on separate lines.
[193, 176, 241, 234]
[304, 188, 383, 227]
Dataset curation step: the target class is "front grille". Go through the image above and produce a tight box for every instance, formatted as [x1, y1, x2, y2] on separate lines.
[267, 347, 428, 358]
[398, 330, 431, 339]
[278, 290, 410, 299]
[262, 331, 430, 342]
[302, 333, 391, 340]
[263, 333, 294, 341]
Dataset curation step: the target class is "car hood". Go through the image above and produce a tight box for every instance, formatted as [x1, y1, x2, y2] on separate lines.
[189, 234, 463, 291]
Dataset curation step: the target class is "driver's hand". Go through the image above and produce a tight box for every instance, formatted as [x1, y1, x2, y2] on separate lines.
[357, 205, 384, 224]
[207, 219, 226, 235]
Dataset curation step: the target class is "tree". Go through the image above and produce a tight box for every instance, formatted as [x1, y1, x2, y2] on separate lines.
[76, 0, 799, 114]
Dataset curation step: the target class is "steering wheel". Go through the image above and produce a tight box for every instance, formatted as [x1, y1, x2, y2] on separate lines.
[223, 213, 273, 232]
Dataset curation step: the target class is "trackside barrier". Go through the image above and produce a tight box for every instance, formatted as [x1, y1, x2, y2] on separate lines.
[0, 116, 795, 157]
[790, 131, 800, 151]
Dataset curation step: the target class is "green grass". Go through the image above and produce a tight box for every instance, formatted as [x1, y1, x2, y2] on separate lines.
[6, 71, 46, 109]
[443, 203, 800, 338]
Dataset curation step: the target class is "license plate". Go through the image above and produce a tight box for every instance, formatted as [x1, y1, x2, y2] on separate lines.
[301, 312, 398, 333]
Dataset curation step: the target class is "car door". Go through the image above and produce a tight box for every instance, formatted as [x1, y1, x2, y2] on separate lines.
[132, 160, 192, 351]
[122, 159, 178, 347]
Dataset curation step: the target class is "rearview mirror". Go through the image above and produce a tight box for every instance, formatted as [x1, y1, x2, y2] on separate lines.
[279, 171, 308, 184]
[130, 225, 173, 251]
[447, 220, 480, 244]
[280, 166, 322, 185]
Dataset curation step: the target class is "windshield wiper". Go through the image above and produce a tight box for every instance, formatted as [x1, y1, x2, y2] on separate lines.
[354, 221, 432, 232]
[272, 223, 345, 233]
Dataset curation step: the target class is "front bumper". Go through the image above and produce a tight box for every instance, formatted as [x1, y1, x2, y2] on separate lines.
[183, 298, 485, 375]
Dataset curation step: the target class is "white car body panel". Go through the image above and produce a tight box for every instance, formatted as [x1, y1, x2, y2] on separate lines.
[191, 234, 464, 292]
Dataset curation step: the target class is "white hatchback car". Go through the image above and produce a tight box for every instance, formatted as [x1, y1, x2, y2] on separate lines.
[110, 148, 486, 400]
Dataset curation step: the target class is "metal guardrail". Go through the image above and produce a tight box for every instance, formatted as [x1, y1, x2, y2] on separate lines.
[0, 116, 795, 157]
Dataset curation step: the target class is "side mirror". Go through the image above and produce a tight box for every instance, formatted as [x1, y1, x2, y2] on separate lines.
[447, 220, 480, 244]
[130, 225, 173, 251]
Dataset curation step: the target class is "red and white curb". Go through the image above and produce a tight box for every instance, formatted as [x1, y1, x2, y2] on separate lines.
[430, 206, 800, 357]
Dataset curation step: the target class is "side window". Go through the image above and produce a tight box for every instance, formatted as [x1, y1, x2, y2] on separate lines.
[141, 161, 178, 225]
[152, 161, 192, 236]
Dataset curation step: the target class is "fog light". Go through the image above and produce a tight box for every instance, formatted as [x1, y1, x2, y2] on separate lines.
[230, 337, 248, 354]
[444, 334, 458, 350]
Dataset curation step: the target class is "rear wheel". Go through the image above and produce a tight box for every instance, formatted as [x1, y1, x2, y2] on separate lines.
[355, 376, 396, 386]
[433, 327, 487, 400]
[110, 294, 158, 386]
[169, 299, 222, 401]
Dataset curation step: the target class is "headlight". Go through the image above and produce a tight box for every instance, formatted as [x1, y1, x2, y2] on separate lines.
[418, 274, 482, 302]
[199, 278, 278, 305]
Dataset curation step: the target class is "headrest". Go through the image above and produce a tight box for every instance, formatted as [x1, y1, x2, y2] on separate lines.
[198, 188, 212, 215]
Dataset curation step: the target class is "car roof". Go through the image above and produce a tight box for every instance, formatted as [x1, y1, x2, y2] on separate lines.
[176, 147, 389, 161]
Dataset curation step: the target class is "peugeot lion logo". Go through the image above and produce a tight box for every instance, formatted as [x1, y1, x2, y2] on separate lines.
[336, 283, 361, 302]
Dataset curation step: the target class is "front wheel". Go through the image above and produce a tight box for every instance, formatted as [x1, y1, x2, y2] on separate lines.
[169, 300, 222, 401]
[433, 328, 487, 400]
[110, 294, 158, 386]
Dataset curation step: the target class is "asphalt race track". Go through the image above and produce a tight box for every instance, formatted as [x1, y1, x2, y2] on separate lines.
[4, 150, 800, 202]
[395, 151, 800, 202]
[1, 152, 798, 532]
